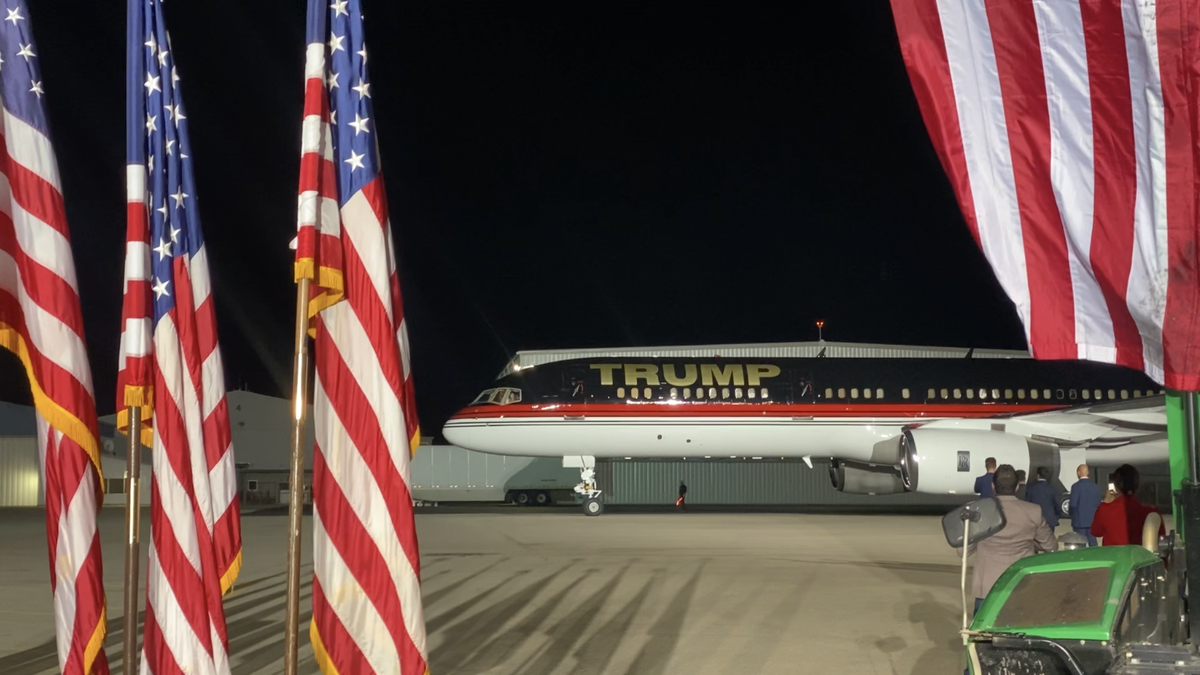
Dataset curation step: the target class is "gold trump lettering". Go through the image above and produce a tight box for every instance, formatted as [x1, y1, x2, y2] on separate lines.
[746, 364, 781, 386]
[590, 364, 622, 385]
[663, 364, 698, 386]
[701, 363, 745, 386]
[624, 363, 661, 386]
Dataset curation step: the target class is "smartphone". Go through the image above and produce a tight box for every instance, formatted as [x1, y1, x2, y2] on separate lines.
[1108, 482, 1116, 493]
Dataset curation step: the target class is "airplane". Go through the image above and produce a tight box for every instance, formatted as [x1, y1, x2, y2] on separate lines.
[441, 355, 1168, 515]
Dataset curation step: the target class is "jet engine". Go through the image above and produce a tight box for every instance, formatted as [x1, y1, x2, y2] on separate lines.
[828, 459, 907, 495]
[898, 426, 1066, 495]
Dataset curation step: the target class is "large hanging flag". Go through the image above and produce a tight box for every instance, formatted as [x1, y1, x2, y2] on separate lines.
[0, 4, 110, 673]
[888, 0, 1200, 390]
[294, 0, 428, 672]
[118, 0, 242, 672]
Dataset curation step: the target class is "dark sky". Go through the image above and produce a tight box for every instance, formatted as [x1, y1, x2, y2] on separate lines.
[0, 0, 1027, 438]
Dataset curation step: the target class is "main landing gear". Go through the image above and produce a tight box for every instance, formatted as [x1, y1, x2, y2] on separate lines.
[567, 455, 604, 516]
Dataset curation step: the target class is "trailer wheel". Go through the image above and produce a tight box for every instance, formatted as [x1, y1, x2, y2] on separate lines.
[514, 491, 531, 506]
[583, 497, 603, 516]
[535, 491, 550, 506]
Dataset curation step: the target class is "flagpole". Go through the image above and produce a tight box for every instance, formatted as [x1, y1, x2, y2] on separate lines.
[122, 407, 143, 675]
[283, 277, 311, 675]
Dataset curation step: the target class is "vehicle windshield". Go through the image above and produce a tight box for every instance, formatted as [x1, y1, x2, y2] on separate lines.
[992, 567, 1112, 629]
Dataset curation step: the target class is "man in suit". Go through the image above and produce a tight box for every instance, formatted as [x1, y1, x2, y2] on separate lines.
[1069, 464, 1102, 546]
[974, 457, 997, 498]
[1015, 470, 1027, 499]
[1024, 466, 1062, 530]
[959, 464, 1057, 615]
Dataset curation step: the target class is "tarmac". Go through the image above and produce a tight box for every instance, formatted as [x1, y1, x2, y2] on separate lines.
[0, 503, 1041, 674]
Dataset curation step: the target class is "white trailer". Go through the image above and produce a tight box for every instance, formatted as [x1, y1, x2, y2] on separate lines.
[409, 443, 579, 505]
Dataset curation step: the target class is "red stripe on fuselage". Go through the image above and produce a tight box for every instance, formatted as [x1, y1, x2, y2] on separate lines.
[450, 402, 1065, 420]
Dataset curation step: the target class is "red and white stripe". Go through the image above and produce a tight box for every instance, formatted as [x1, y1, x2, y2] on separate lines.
[889, 0, 1200, 390]
[0, 107, 110, 673]
[296, 39, 429, 675]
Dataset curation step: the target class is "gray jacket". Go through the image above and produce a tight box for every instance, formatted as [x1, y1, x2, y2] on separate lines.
[959, 495, 1057, 599]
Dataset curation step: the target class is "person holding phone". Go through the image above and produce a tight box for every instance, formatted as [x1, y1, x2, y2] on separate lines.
[1092, 464, 1165, 546]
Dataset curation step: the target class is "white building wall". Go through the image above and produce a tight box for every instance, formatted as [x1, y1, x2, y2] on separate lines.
[0, 436, 40, 506]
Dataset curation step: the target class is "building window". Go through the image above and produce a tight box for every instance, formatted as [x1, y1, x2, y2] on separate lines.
[617, 387, 626, 398]
[248, 480, 259, 492]
[902, 388, 910, 399]
[106, 478, 126, 494]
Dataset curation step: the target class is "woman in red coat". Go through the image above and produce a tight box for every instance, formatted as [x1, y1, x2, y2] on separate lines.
[1092, 464, 1165, 546]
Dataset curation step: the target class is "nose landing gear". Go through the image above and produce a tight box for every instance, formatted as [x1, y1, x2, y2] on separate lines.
[567, 456, 605, 516]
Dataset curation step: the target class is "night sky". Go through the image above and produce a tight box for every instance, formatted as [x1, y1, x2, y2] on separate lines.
[0, 1, 1028, 438]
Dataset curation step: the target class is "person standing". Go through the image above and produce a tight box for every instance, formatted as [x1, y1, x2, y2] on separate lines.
[1015, 470, 1028, 500]
[958, 464, 1057, 615]
[1092, 464, 1165, 545]
[1024, 466, 1062, 531]
[1069, 464, 1102, 546]
[676, 479, 687, 511]
[974, 457, 997, 498]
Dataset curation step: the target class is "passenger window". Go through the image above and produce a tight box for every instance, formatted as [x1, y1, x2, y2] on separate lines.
[696, 388, 704, 399]
[902, 388, 910, 399]
[735, 388, 743, 399]
[991, 388, 1000, 400]
[631, 387, 639, 400]
[1004, 389, 1013, 399]
[851, 388, 859, 399]
[617, 387, 626, 398]
[927, 388, 936, 400]
[748, 388, 756, 399]
[1044, 389, 1052, 399]
[1030, 389, 1039, 400]
[761, 388, 769, 399]
[670, 388, 678, 399]
[1017, 389, 1026, 399]
[721, 387, 730, 399]
[1108, 389, 1116, 400]
[1082, 389, 1091, 400]
[1093, 389, 1101, 400]
[876, 388, 884, 399]
[979, 388, 987, 400]
[966, 389, 975, 399]
[1069, 389, 1077, 400]
[940, 388, 949, 399]
[1121, 390, 1129, 399]
[838, 388, 846, 398]
[645, 387, 652, 399]
[825, 388, 833, 399]
[864, 388, 872, 399]
[953, 388, 962, 399]
[683, 388, 691, 399]
[709, 387, 717, 399]
[1056, 389, 1065, 399]
[1133, 390, 1142, 398]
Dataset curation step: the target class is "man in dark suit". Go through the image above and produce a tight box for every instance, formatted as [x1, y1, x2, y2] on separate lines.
[1069, 464, 1102, 546]
[974, 457, 997, 498]
[1024, 466, 1062, 530]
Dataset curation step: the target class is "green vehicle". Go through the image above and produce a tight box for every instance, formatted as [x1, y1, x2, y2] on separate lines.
[945, 501, 1199, 674]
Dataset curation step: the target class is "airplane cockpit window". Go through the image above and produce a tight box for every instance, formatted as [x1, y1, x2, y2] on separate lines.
[471, 388, 522, 406]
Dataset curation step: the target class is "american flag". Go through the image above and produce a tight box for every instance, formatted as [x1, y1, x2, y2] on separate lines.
[294, 0, 428, 673]
[117, 0, 241, 672]
[0, 3, 110, 674]
[889, 0, 1200, 390]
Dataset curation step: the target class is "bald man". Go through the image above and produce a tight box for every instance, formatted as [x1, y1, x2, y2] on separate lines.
[1069, 464, 1102, 546]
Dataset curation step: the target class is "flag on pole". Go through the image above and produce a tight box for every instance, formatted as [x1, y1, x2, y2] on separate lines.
[888, 0, 1200, 390]
[118, 0, 242, 671]
[295, 0, 428, 672]
[0, 3, 109, 674]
